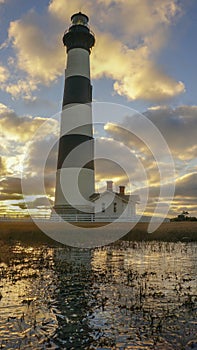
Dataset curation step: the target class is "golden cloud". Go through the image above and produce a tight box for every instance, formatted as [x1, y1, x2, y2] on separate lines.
[0, 104, 58, 141]
[48, 0, 93, 20]
[104, 105, 197, 165]
[4, 79, 38, 99]
[0, 177, 22, 195]
[175, 173, 197, 197]
[0, 156, 7, 176]
[113, 63, 185, 101]
[8, 17, 64, 84]
[0, 65, 9, 83]
[103, 105, 197, 194]
[16, 196, 53, 210]
[49, 0, 181, 35]
[91, 25, 184, 101]
[6, 0, 185, 101]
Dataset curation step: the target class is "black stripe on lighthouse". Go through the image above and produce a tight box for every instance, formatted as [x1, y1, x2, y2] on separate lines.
[63, 75, 92, 106]
[57, 134, 94, 170]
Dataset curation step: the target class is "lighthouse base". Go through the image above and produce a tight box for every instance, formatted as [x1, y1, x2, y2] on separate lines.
[51, 205, 95, 222]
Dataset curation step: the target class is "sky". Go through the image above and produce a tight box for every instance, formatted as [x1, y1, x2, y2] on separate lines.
[0, 0, 196, 218]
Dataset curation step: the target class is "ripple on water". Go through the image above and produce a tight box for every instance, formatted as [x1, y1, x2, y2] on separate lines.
[0, 241, 196, 349]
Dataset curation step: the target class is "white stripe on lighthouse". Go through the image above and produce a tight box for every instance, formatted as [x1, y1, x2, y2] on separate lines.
[65, 48, 90, 79]
[61, 104, 93, 136]
[55, 168, 94, 210]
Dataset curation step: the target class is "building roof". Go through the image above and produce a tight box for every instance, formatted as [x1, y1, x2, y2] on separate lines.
[89, 191, 140, 203]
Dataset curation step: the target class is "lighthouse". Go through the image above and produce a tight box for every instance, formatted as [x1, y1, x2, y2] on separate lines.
[53, 12, 95, 219]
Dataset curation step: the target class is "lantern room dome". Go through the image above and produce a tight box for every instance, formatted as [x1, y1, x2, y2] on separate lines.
[71, 12, 89, 26]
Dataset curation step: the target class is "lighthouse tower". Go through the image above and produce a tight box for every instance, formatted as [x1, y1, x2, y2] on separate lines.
[53, 12, 95, 219]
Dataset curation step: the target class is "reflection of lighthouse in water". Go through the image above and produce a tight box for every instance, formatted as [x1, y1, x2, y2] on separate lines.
[53, 248, 93, 347]
[53, 12, 95, 219]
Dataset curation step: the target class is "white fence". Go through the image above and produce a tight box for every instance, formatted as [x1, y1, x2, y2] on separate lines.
[0, 213, 139, 223]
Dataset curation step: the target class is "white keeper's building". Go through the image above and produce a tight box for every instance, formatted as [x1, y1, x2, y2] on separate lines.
[90, 181, 140, 221]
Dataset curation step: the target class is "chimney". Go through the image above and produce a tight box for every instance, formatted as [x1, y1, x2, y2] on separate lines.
[106, 181, 113, 192]
[119, 186, 125, 195]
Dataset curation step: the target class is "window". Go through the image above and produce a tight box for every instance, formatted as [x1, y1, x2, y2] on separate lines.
[114, 202, 117, 213]
[102, 203, 105, 213]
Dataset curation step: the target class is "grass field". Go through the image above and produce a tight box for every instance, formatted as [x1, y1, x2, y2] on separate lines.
[0, 221, 196, 245]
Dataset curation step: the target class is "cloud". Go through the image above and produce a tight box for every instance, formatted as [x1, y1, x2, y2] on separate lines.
[105, 105, 197, 167]
[0, 57, 37, 100]
[1, 101, 196, 216]
[143, 173, 197, 217]
[0, 177, 22, 196]
[24, 136, 58, 175]
[91, 28, 184, 101]
[145, 105, 197, 160]
[104, 121, 162, 179]
[175, 173, 197, 198]
[0, 193, 23, 200]
[16, 196, 53, 210]
[48, 0, 92, 20]
[0, 103, 58, 208]
[91, 0, 184, 101]
[0, 64, 9, 83]
[6, 0, 184, 101]
[113, 65, 184, 101]
[21, 134, 58, 199]
[21, 175, 55, 197]
[103, 106, 197, 216]
[21, 131, 58, 198]
[0, 156, 8, 176]
[8, 12, 64, 85]
[49, 0, 180, 34]
[4, 79, 37, 100]
[94, 137, 147, 189]
[0, 174, 54, 202]
[0, 104, 58, 142]
[0, 103, 59, 198]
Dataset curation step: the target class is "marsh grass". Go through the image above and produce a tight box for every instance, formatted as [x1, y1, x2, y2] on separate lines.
[0, 221, 197, 245]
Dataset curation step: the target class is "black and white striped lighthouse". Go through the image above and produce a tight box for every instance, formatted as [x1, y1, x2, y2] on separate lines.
[53, 12, 95, 219]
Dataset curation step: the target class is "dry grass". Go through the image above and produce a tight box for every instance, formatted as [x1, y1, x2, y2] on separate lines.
[0, 221, 196, 245]
[0, 221, 60, 245]
[122, 222, 197, 242]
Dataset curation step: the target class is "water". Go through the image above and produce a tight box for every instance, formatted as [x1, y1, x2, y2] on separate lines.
[0, 241, 196, 349]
